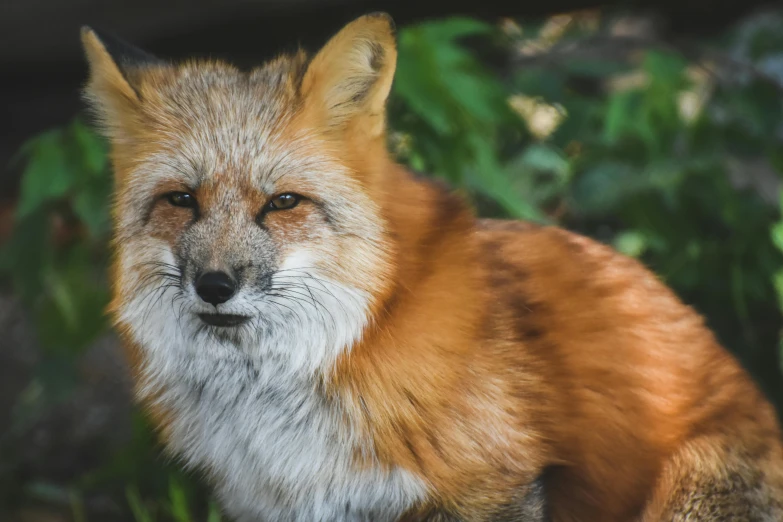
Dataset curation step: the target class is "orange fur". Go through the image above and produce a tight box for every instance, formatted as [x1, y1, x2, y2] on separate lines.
[335, 179, 783, 518]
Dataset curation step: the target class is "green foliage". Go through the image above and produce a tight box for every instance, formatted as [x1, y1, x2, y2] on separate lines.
[391, 17, 547, 221]
[2, 119, 111, 346]
[1, 119, 113, 449]
[3, 11, 783, 521]
[124, 476, 221, 522]
[771, 189, 783, 374]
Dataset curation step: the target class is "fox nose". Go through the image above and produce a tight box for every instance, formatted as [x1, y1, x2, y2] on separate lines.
[195, 271, 236, 305]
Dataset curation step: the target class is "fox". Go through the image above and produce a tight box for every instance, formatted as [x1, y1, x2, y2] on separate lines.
[79, 12, 783, 522]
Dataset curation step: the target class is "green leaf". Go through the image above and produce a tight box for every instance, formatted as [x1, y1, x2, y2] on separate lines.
[643, 50, 688, 86]
[34, 244, 110, 353]
[613, 230, 648, 258]
[604, 91, 637, 144]
[518, 143, 570, 179]
[394, 17, 515, 137]
[73, 178, 112, 238]
[71, 118, 108, 176]
[466, 135, 548, 222]
[168, 477, 193, 522]
[127, 486, 155, 522]
[771, 221, 783, 253]
[515, 69, 566, 103]
[502, 144, 571, 208]
[16, 129, 76, 219]
[207, 503, 222, 522]
[569, 161, 639, 215]
[394, 33, 454, 135]
[46, 266, 79, 331]
[416, 16, 494, 41]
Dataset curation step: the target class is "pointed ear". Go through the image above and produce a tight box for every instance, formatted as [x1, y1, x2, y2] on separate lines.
[80, 27, 163, 140]
[300, 13, 397, 139]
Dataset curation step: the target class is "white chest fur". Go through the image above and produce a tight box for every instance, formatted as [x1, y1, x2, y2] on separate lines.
[118, 248, 427, 521]
[146, 352, 426, 522]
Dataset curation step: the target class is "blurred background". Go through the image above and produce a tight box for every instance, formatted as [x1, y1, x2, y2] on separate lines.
[2, 0, 783, 520]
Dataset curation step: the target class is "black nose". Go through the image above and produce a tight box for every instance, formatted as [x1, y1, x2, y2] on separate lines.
[195, 271, 236, 305]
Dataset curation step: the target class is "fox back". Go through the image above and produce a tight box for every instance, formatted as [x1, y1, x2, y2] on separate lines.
[82, 14, 783, 522]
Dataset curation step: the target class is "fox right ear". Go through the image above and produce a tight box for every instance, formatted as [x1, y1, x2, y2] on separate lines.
[80, 27, 163, 140]
[300, 13, 397, 140]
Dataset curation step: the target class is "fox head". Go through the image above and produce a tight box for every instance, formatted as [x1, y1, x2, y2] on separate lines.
[81, 14, 402, 375]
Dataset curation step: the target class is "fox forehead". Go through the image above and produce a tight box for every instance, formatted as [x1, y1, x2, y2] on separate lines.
[126, 55, 323, 192]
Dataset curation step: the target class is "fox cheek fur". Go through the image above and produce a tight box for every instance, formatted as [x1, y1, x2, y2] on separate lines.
[82, 12, 783, 522]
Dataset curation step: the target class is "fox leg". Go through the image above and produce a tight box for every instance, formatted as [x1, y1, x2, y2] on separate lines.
[640, 436, 783, 521]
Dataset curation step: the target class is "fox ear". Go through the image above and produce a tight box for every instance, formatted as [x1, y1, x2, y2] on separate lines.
[80, 27, 164, 140]
[301, 13, 397, 139]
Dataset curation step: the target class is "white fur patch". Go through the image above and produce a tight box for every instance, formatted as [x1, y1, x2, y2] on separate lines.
[117, 243, 427, 522]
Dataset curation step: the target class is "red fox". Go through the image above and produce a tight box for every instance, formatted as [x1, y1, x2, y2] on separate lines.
[80, 13, 783, 522]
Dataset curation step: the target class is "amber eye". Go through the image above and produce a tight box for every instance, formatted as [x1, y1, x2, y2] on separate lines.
[267, 193, 301, 211]
[167, 192, 196, 208]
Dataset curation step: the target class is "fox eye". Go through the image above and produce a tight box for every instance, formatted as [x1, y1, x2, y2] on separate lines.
[167, 192, 196, 208]
[267, 193, 301, 211]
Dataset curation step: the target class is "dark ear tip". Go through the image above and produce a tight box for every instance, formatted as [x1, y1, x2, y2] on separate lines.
[365, 12, 396, 32]
[83, 27, 163, 69]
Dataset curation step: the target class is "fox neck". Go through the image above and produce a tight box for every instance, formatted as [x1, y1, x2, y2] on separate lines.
[382, 166, 479, 304]
[332, 138, 485, 362]
[329, 158, 487, 408]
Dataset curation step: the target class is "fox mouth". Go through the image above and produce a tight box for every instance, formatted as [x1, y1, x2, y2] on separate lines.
[198, 313, 250, 327]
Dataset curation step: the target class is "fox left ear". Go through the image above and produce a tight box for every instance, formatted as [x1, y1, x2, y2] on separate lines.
[301, 13, 397, 139]
[80, 27, 165, 140]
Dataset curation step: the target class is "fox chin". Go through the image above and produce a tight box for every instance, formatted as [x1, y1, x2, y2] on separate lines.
[81, 13, 783, 522]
